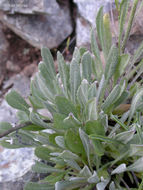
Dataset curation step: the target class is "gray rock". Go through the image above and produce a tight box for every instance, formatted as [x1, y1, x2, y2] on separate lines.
[0, 0, 73, 49]
[74, 0, 116, 47]
[0, 74, 30, 123]
[0, 0, 59, 15]
[3, 73, 30, 98]
[0, 147, 35, 190]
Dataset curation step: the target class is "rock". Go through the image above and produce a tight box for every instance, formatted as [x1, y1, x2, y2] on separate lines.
[0, 22, 9, 86]
[6, 60, 21, 72]
[3, 73, 30, 98]
[0, 74, 30, 123]
[0, 0, 58, 15]
[22, 63, 38, 77]
[74, 0, 115, 47]
[0, 0, 73, 49]
[0, 147, 35, 190]
[0, 100, 17, 123]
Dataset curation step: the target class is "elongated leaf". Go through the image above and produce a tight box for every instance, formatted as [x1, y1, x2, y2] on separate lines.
[55, 96, 77, 117]
[55, 136, 66, 149]
[38, 62, 56, 94]
[96, 178, 110, 190]
[77, 79, 89, 107]
[87, 98, 98, 121]
[101, 85, 121, 113]
[36, 73, 54, 101]
[88, 81, 97, 100]
[114, 54, 130, 82]
[128, 88, 143, 123]
[35, 146, 51, 161]
[57, 52, 69, 97]
[64, 113, 81, 128]
[80, 165, 92, 177]
[88, 171, 99, 183]
[53, 113, 76, 130]
[103, 13, 112, 56]
[6, 90, 30, 112]
[70, 58, 81, 103]
[127, 157, 143, 172]
[0, 122, 12, 134]
[43, 100, 57, 114]
[30, 112, 52, 129]
[42, 173, 64, 184]
[65, 129, 84, 154]
[72, 47, 81, 63]
[65, 159, 81, 171]
[41, 47, 56, 78]
[105, 46, 119, 82]
[24, 182, 54, 190]
[96, 7, 105, 55]
[96, 74, 105, 104]
[119, 0, 129, 50]
[130, 144, 143, 156]
[59, 150, 80, 161]
[79, 128, 91, 166]
[114, 128, 135, 144]
[32, 161, 63, 173]
[55, 180, 85, 190]
[81, 52, 92, 82]
[111, 164, 127, 175]
[131, 40, 143, 65]
[91, 28, 101, 64]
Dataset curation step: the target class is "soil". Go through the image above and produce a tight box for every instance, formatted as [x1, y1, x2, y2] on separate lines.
[3, 27, 41, 79]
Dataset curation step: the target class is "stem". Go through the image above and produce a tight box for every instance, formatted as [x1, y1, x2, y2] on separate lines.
[0, 122, 32, 138]
[121, 0, 140, 53]
[138, 176, 143, 190]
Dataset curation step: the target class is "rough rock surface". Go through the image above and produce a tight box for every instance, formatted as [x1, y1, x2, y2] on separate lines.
[0, 0, 73, 49]
[0, 74, 30, 123]
[74, 0, 115, 47]
[0, 73, 36, 190]
[0, 0, 46, 14]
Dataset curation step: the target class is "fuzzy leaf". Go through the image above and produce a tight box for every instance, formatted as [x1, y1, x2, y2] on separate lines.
[96, 178, 110, 190]
[24, 182, 54, 190]
[103, 13, 112, 56]
[0, 122, 12, 134]
[105, 46, 119, 82]
[87, 98, 98, 120]
[77, 79, 89, 107]
[55, 136, 66, 149]
[130, 144, 143, 156]
[88, 81, 97, 100]
[35, 146, 51, 161]
[128, 88, 143, 123]
[59, 150, 80, 161]
[55, 180, 85, 190]
[55, 96, 77, 117]
[6, 90, 30, 112]
[32, 161, 63, 173]
[102, 85, 121, 113]
[70, 58, 81, 104]
[127, 157, 143, 172]
[65, 129, 84, 154]
[111, 164, 127, 175]
[80, 165, 92, 177]
[81, 52, 92, 82]
[87, 171, 99, 183]
[96, 7, 105, 55]
[79, 128, 91, 166]
[41, 47, 56, 78]
[57, 52, 69, 97]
